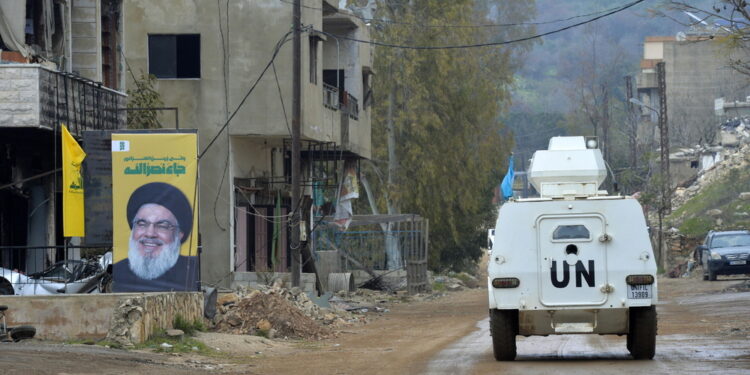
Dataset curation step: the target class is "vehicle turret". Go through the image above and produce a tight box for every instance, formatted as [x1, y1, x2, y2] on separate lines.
[528, 136, 607, 198]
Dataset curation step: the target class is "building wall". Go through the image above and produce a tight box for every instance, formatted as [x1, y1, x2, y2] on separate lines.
[322, 15, 372, 159]
[643, 41, 663, 60]
[71, 0, 103, 81]
[663, 40, 750, 145]
[123, 0, 370, 286]
[0, 66, 41, 128]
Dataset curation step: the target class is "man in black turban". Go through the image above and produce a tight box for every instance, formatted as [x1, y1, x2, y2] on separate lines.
[113, 182, 198, 292]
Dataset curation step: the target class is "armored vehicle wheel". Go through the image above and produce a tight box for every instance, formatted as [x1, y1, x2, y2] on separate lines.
[626, 331, 633, 352]
[628, 306, 656, 360]
[490, 309, 517, 361]
[708, 268, 717, 281]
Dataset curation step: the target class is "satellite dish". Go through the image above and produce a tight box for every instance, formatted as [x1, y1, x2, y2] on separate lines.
[676, 31, 687, 41]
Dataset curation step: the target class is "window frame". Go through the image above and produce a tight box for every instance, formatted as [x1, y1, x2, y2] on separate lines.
[550, 224, 592, 243]
[147, 34, 202, 80]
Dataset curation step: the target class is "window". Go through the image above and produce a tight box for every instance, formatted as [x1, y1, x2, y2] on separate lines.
[309, 37, 318, 84]
[712, 234, 750, 248]
[148, 34, 201, 79]
[553, 225, 590, 240]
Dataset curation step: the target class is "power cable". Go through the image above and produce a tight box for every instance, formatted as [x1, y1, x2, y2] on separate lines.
[272, 61, 292, 136]
[199, 29, 295, 160]
[213, 0, 231, 232]
[313, 0, 647, 50]
[279, 0, 638, 28]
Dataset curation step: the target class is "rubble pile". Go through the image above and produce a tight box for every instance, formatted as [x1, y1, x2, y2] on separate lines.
[212, 284, 378, 340]
[671, 142, 750, 211]
[432, 272, 480, 291]
[213, 289, 332, 340]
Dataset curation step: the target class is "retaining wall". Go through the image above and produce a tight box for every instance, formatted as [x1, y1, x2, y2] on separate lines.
[0, 292, 202, 346]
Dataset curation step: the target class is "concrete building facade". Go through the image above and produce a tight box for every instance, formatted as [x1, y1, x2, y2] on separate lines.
[637, 35, 750, 147]
[0, 0, 126, 276]
[122, 0, 373, 288]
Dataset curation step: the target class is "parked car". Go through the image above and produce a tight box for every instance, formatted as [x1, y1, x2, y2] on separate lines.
[699, 230, 750, 281]
[0, 252, 112, 295]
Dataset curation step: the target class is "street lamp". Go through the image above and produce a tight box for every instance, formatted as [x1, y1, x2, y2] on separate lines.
[629, 97, 659, 115]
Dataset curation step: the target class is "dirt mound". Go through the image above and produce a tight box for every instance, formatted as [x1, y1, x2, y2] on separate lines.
[214, 291, 331, 340]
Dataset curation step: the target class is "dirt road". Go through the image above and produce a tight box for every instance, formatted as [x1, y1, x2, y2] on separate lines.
[1, 275, 749, 374]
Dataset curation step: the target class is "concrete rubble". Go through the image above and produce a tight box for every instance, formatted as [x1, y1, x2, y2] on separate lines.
[671, 142, 750, 211]
[210, 272, 479, 340]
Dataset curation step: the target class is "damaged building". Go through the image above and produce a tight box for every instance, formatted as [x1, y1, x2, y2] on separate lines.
[0, 0, 126, 276]
[121, 0, 374, 289]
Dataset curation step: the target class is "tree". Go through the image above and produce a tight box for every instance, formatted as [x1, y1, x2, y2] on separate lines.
[367, 0, 535, 271]
[126, 72, 164, 129]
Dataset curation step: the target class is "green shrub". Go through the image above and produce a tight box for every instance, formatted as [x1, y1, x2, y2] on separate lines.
[173, 314, 205, 336]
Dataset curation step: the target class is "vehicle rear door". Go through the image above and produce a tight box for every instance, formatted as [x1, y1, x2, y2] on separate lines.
[537, 214, 608, 306]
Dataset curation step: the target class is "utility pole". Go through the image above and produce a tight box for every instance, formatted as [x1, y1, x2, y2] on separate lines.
[291, 0, 302, 287]
[656, 61, 670, 271]
[625, 75, 637, 170]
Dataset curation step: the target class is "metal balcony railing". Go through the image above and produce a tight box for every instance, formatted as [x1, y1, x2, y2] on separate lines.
[323, 83, 339, 110]
[0, 65, 126, 137]
[40, 69, 126, 136]
[345, 93, 359, 120]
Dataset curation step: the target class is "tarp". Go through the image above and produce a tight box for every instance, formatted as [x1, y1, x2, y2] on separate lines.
[0, 0, 31, 57]
[62, 125, 86, 237]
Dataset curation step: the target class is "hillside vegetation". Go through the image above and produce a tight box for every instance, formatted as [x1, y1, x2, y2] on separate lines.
[666, 150, 750, 238]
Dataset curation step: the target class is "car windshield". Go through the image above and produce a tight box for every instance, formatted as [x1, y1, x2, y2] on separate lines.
[711, 234, 750, 248]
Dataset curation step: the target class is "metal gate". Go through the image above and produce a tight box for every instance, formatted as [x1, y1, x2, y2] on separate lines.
[313, 214, 429, 294]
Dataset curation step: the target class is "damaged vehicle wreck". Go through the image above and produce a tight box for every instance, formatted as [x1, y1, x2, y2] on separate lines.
[0, 253, 112, 296]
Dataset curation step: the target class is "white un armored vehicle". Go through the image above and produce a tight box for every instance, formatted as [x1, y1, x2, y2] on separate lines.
[488, 136, 657, 360]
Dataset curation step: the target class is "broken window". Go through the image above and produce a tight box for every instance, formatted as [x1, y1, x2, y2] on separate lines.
[309, 36, 318, 84]
[148, 34, 200, 79]
[323, 69, 345, 92]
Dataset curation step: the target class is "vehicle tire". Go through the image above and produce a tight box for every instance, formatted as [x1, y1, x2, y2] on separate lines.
[0, 280, 13, 295]
[626, 330, 633, 352]
[490, 309, 517, 361]
[702, 272, 708, 281]
[708, 268, 717, 281]
[99, 272, 113, 293]
[9, 325, 36, 342]
[628, 306, 656, 360]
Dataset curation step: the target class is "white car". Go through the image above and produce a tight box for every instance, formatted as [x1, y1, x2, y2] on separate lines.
[0, 252, 112, 295]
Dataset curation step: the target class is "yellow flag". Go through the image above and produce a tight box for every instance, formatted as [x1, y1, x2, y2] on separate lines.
[62, 125, 86, 237]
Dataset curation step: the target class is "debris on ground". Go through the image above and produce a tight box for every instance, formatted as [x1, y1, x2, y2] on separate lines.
[213, 289, 332, 339]
[211, 270, 483, 341]
[721, 280, 750, 293]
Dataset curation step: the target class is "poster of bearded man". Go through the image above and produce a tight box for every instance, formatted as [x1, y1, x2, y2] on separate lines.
[111, 131, 199, 292]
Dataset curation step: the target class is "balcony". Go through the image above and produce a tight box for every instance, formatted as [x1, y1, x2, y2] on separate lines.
[343, 93, 359, 120]
[637, 71, 658, 89]
[0, 64, 126, 137]
[323, 83, 339, 110]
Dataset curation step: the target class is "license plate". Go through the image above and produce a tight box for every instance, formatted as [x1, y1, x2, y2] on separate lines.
[730, 260, 747, 265]
[627, 284, 652, 299]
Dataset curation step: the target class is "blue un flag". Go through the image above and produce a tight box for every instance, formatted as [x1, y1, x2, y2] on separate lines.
[501, 155, 515, 200]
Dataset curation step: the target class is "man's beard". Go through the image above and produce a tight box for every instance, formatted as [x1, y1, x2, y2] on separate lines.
[128, 233, 181, 280]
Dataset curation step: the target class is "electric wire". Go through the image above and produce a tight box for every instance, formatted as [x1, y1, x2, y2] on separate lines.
[199, 29, 295, 160]
[279, 0, 640, 28]
[272, 61, 292, 136]
[313, 0, 647, 50]
[213, 0, 231, 232]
